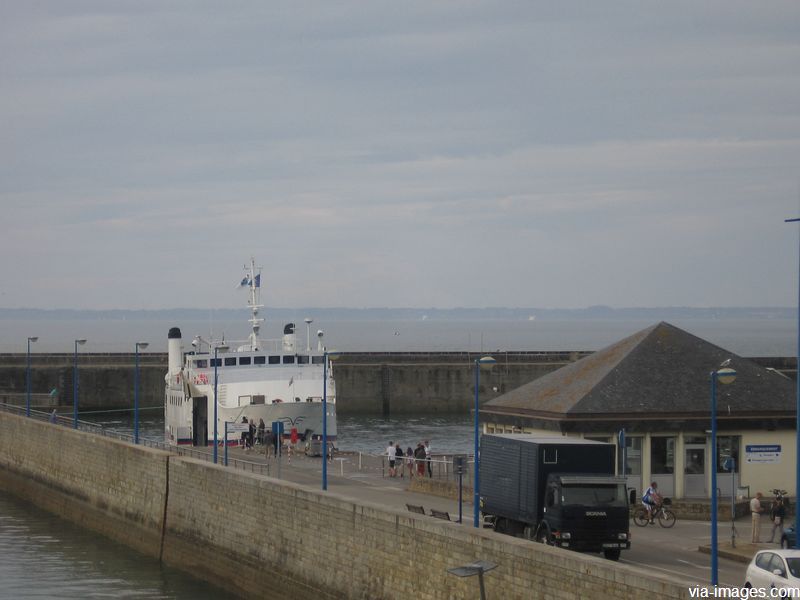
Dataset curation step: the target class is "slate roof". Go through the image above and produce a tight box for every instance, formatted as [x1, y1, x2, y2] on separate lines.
[482, 322, 796, 424]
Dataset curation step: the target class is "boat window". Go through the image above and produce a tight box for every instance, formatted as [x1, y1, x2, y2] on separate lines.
[210, 358, 221, 367]
[282, 355, 295, 364]
[239, 356, 251, 365]
[238, 395, 251, 407]
[312, 356, 324, 365]
[195, 359, 208, 368]
[268, 356, 280, 365]
[224, 357, 236, 366]
[254, 356, 266, 365]
[297, 355, 309, 364]
[252, 395, 265, 405]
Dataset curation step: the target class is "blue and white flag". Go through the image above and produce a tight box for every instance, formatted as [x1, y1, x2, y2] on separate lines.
[239, 276, 250, 287]
[254, 273, 261, 288]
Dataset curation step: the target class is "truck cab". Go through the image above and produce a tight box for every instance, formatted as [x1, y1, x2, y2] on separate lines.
[540, 474, 630, 560]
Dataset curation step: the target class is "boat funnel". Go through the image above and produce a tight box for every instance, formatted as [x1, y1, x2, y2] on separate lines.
[282, 323, 296, 353]
[168, 327, 182, 378]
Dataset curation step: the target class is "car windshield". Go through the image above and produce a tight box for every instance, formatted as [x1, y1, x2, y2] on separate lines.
[561, 484, 627, 506]
[786, 557, 800, 578]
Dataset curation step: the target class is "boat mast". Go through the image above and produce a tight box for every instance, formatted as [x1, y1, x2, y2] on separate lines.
[246, 257, 264, 351]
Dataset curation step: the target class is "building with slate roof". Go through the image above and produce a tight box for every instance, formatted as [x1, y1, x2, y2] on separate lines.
[480, 322, 797, 500]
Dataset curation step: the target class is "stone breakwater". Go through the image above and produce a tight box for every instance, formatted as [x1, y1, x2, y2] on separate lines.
[0, 411, 692, 599]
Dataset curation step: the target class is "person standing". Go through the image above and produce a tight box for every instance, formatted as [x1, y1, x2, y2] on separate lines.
[264, 429, 274, 458]
[386, 441, 397, 477]
[414, 442, 426, 477]
[424, 440, 432, 477]
[768, 497, 786, 544]
[406, 446, 415, 479]
[395, 444, 404, 478]
[751, 491, 764, 543]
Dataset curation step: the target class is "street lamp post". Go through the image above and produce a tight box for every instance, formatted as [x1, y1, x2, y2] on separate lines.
[73, 339, 87, 428]
[26, 336, 38, 417]
[473, 355, 496, 528]
[786, 216, 800, 548]
[322, 349, 341, 490]
[134, 341, 149, 444]
[710, 363, 736, 587]
[213, 343, 229, 464]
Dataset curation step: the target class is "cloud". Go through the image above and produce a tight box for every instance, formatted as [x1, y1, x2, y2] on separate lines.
[1, 1, 799, 309]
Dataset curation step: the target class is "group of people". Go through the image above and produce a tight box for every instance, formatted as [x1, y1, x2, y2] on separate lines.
[240, 416, 269, 451]
[749, 491, 787, 544]
[386, 440, 432, 478]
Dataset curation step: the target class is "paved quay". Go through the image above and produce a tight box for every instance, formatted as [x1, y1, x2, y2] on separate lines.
[218, 445, 469, 520]
[186, 442, 781, 577]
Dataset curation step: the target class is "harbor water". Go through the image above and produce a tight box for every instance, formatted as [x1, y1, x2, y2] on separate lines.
[0, 492, 237, 600]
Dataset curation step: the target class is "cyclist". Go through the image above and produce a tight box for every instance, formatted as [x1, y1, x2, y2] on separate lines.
[642, 481, 662, 524]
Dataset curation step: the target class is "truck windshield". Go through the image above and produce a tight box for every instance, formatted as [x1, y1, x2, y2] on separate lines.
[561, 484, 627, 506]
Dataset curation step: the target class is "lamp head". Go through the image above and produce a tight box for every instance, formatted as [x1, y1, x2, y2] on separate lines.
[215, 344, 230, 353]
[326, 349, 342, 361]
[305, 318, 313, 324]
[28, 336, 38, 343]
[716, 367, 737, 385]
[75, 339, 87, 346]
[136, 341, 149, 350]
[477, 356, 497, 370]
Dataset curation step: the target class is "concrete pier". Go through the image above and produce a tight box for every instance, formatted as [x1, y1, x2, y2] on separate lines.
[0, 352, 794, 415]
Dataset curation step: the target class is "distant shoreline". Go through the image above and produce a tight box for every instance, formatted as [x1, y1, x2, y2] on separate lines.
[0, 306, 795, 321]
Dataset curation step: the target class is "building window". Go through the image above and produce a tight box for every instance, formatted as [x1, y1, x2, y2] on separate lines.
[195, 359, 208, 368]
[283, 355, 295, 364]
[651, 437, 675, 475]
[252, 395, 265, 405]
[269, 355, 280, 365]
[312, 356, 324, 365]
[224, 357, 236, 366]
[210, 358, 221, 367]
[717, 436, 740, 473]
[625, 437, 642, 476]
[254, 356, 266, 365]
[298, 355, 309, 364]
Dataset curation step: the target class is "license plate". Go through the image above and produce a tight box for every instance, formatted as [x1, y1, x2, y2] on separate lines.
[602, 543, 621, 548]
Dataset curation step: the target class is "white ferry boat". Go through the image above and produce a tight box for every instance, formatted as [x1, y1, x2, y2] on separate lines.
[164, 258, 337, 449]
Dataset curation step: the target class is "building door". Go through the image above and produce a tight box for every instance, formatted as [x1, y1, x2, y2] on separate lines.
[684, 443, 706, 498]
[192, 396, 208, 446]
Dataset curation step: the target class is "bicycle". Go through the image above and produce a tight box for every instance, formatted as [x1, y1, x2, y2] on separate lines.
[633, 498, 677, 528]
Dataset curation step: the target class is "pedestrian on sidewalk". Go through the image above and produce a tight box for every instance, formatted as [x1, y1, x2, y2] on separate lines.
[386, 441, 397, 477]
[424, 440, 432, 477]
[406, 446, 414, 479]
[751, 491, 764, 543]
[395, 444, 404, 478]
[768, 497, 786, 543]
[414, 442, 426, 477]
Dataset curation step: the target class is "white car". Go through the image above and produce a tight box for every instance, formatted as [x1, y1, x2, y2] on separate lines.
[745, 549, 800, 592]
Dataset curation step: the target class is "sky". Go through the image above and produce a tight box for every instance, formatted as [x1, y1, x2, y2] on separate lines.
[2, 1, 800, 311]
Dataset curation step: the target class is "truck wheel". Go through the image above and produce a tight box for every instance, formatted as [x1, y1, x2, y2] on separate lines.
[536, 523, 553, 545]
[603, 549, 621, 561]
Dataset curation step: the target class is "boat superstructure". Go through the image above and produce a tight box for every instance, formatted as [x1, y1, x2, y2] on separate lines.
[164, 258, 337, 448]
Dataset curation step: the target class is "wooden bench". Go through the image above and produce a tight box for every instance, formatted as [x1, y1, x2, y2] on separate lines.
[406, 504, 425, 515]
[430, 509, 451, 521]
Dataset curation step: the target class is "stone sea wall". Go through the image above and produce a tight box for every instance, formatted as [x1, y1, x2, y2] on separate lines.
[0, 411, 690, 599]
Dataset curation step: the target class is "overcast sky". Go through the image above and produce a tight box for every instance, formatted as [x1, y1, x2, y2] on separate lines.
[2, 1, 799, 310]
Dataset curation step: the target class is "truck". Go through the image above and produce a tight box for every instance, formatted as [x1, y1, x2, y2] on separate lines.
[479, 434, 630, 560]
